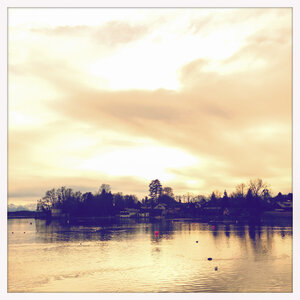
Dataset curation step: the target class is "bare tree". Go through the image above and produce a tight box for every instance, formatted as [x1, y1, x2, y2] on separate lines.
[38, 188, 57, 211]
[235, 183, 246, 197]
[98, 184, 111, 194]
[162, 186, 174, 198]
[248, 178, 269, 197]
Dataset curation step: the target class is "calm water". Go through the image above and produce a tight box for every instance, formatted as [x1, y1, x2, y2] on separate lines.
[8, 218, 292, 293]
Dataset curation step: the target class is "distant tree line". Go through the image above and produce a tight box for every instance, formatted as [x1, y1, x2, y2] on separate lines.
[176, 178, 292, 219]
[37, 184, 140, 217]
[36, 178, 292, 219]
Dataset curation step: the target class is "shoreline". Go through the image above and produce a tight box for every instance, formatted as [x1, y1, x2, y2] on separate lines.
[7, 210, 292, 226]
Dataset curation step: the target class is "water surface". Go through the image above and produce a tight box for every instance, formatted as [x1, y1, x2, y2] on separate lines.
[8, 218, 292, 292]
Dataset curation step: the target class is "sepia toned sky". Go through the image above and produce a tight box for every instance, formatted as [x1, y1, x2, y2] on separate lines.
[8, 8, 292, 205]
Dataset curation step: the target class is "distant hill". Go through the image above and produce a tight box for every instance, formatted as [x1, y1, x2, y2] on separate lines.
[8, 203, 36, 212]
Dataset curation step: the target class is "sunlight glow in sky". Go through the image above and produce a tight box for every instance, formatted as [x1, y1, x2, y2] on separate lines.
[79, 145, 199, 181]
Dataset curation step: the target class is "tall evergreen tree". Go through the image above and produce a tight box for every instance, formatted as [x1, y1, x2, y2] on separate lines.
[149, 179, 162, 202]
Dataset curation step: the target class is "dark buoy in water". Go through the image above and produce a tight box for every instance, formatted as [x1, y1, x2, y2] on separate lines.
[215, 266, 218, 271]
[208, 257, 212, 261]
[196, 241, 198, 243]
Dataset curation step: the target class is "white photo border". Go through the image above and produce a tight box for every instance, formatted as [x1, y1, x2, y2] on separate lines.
[0, 0, 298, 299]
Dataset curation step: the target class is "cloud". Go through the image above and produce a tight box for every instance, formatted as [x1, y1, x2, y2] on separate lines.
[11, 32, 291, 191]
[94, 21, 150, 46]
[188, 8, 289, 36]
[26, 39, 290, 193]
[30, 20, 151, 47]
[9, 173, 150, 205]
[8, 9, 292, 204]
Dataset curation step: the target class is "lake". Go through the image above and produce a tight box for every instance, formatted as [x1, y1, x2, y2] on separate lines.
[8, 218, 292, 293]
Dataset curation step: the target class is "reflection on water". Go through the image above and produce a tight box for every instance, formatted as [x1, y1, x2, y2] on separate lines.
[8, 218, 292, 292]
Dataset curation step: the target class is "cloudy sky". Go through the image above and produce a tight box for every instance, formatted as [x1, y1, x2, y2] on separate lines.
[8, 8, 292, 205]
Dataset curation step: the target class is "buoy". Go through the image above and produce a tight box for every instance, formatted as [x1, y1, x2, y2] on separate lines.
[215, 266, 218, 271]
[12, 232, 14, 234]
[208, 257, 212, 261]
[30, 222, 32, 225]
[196, 241, 198, 243]
[24, 232, 25, 234]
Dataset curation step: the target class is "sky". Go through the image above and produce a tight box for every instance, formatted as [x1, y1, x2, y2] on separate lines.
[8, 8, 292, 206]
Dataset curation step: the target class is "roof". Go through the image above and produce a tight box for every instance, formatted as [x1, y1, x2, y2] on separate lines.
[276, 201, 292, 208]
[154, 203, 167, 210]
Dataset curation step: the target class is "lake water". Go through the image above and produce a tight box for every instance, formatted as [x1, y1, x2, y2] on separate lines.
[8, 218, 292, 293]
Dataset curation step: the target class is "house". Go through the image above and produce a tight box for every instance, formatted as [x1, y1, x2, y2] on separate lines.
[202, 206, 223, 215]
[274, 200, 292, 211]
[194, 202, 203, 209]
[138, 211, 150, 218]
[223, 207, 230, 216]
[119, 208, 139, 218]
[153, 203, 168, 216]
[51, 208, 66, 219]
[154, 203, 167, 210]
